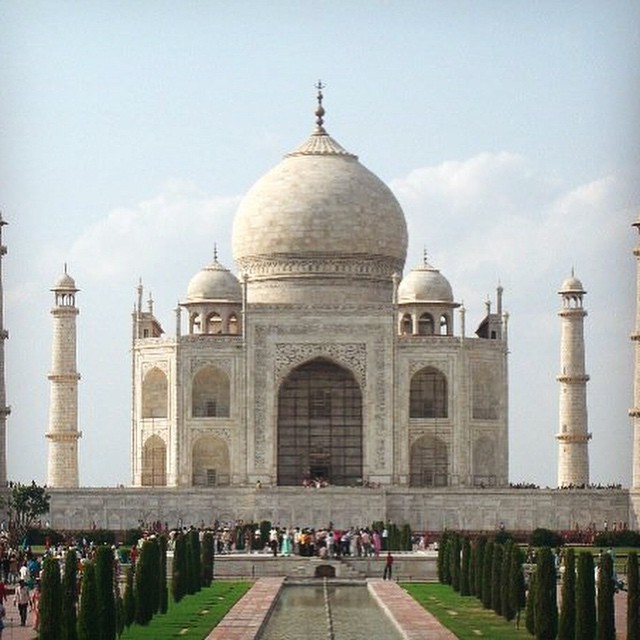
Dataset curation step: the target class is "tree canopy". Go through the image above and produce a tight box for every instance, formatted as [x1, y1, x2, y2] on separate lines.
[5, 482, 51, 543]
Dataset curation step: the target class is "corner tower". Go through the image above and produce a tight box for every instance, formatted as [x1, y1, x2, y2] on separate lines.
[556, 271, 591, 487]
[46, 267, 81, 487]
[0, 214, 10, 485]
[630, 219, 640, 488]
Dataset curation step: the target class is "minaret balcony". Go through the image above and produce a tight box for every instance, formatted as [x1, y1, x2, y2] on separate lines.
[556, 374, 590, 383]
[555, 432, 592, 442]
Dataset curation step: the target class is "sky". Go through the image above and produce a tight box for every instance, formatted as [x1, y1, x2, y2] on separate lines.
[1, 1, 639, 488]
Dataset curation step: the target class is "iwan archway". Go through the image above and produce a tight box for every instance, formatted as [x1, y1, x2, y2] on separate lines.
[277, 358, 363, 486]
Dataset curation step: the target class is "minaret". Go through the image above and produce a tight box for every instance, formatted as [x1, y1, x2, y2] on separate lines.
[0, 214, 10, 485]
[46, 266, 81, 487]
[630, 219, 640, 488]
[556, 271, 591, 487]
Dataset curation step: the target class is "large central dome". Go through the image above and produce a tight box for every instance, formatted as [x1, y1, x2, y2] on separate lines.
[232, 90, 408, 304]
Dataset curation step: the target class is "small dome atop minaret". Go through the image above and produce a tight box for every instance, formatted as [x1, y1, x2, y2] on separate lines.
[52, 265, 78, 292]
[559, 270, 585, 295]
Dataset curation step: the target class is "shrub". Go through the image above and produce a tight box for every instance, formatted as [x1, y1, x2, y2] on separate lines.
[529, 528, 563, 548]
[595, 530, 640, 548]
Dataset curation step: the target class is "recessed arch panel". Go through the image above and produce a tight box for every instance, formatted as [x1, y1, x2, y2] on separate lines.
[410, 366, 448, 418]
[142, 367, 168, 418]
[410, 434, 448, 487]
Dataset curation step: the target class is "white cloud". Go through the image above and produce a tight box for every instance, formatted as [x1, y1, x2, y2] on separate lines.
[67, 180, 240, 285]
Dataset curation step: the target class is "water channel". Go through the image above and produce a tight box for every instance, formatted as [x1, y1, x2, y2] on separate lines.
[258, 582, 403, 640]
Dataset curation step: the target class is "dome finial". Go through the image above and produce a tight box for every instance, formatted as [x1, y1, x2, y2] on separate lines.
[422, 247, 428, 266]
[213, 243, 218, 261]
[314, 80, 326, 134]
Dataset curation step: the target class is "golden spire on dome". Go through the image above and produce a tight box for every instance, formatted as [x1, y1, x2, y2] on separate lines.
[314, 80, 326, 135]
[286, 81, 356, 158]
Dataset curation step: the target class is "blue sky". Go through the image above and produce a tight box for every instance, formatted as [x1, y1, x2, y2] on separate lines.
[1, 1, 639, 487]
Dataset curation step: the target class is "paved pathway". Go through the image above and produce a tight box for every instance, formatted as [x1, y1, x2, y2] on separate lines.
[368, 579, 457, 640]
[2, 588, 38, 640]
[205, 577, 284, 640]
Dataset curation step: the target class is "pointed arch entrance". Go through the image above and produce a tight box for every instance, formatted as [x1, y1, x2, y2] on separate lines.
[277, 358, 363, 486]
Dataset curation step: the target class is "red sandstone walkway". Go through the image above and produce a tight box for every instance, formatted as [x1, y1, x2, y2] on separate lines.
[206, 577, 284, 640]
[368, 579, 457, 640]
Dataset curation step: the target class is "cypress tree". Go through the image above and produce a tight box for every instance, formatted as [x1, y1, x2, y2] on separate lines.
[159, 535, 168, 614]
[475, 536, 486, 601]
[135, 539, 154, 625]
[628, 551, 640, 640]
[202, 531, 214, 587]
[468, 538, 477, 597]
[576, 551, 596, 640]
[115, 592, 125, 638]
[509, 543, 526, 626]
[147, 538, 161, 614]
[437, 532, 449, 583]
[77, 562, 100, 640]
[62, 549, 78, 640]
[491, 543, 503, 615]
[500, 540, 514, 621]
[400, 524, 412, 551]
[460, 537, 471, 596]
[95, 545, 116, 640]
[122, 564, 135, 628]
[40, 555, 62, 640]
[525, 571, 537, 636]
[187, 528, 202, 593]
[442, 534, 452, 585]
[481, 540, 494, 609]
[597, 552, 616, 640]
[451, 534, 461, 592]
[558, 548, 576, 640]
[534, 547, 558, 640]
[172, 532, 187, 603]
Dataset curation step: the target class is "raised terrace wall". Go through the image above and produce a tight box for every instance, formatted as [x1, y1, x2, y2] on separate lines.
[42, 486, 639, 532]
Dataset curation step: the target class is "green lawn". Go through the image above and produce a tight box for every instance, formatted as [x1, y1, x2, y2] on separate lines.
[120, 581, 252, 639]
[402, 583, 531, 640]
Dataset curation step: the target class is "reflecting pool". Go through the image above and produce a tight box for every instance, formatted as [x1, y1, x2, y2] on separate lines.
[258, 583, 403, 640]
